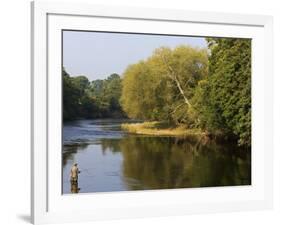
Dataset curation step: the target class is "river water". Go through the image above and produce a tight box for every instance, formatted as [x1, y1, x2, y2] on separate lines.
[62, 119, 251, 194]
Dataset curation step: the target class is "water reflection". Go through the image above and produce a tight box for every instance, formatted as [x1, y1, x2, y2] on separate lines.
[63, 133, 251, 193]
[119, 137, 249, 190]
[70, 181, 80, 193]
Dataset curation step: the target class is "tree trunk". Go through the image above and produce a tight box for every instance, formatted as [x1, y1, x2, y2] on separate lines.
[173, 75, 192, 107]
[160, 53, 192, 108]
[166, 64, 192, 108]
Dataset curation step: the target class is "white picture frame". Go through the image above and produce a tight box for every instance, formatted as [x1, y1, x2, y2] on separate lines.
[31, 1, 273, 224]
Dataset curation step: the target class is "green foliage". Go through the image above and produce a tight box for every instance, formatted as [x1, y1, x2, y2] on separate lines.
[120, 61, 167, 120]
[88, 73, 125, 118]
[63, 68, 82, 120]
[63, 69, 124, 120]
[193, 38, 251, 146]
[63, 38, 251, 147]
[120, 45, 208, 124]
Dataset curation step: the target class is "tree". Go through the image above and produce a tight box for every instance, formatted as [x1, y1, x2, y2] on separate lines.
[121, 62, 155, 119]
[120, 45, 208, 125]
[63, 69, 101, 120]
[102, 73, 123, 113]
[88, 73, 125, 118]
[72, 75, 90, 96]
[63, 68, 81, 120]
[193, 38, 251, 146]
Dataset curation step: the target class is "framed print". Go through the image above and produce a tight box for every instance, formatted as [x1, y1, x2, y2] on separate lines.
[31, 1, 273, 224]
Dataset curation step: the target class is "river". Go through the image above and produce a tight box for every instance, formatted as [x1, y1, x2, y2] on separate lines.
[62, 119, 251, 194]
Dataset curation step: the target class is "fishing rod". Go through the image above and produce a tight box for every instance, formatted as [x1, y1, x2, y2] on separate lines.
[79, 168, 95, 177]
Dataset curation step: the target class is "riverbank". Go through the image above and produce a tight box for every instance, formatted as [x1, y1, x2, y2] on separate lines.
[121, 121, 205, 138]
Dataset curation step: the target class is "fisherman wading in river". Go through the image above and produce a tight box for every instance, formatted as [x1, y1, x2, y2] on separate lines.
[70, 163, 80, 184]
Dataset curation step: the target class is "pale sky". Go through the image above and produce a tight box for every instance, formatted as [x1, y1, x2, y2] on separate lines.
[63, 30, 207, 80]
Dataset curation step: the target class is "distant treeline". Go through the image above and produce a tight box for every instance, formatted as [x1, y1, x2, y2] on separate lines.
[63, 37, 251, 146]
[63, 71, 125, 120]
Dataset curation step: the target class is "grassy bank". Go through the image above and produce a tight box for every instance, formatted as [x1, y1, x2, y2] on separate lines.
[121, 121, 205, 138]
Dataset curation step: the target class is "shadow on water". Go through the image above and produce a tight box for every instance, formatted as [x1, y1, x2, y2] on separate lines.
[62, 120, 251, 193]
[62, 119, 251, 193]
[63, 143, 89, 167]
[120, 136, 250, 190]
